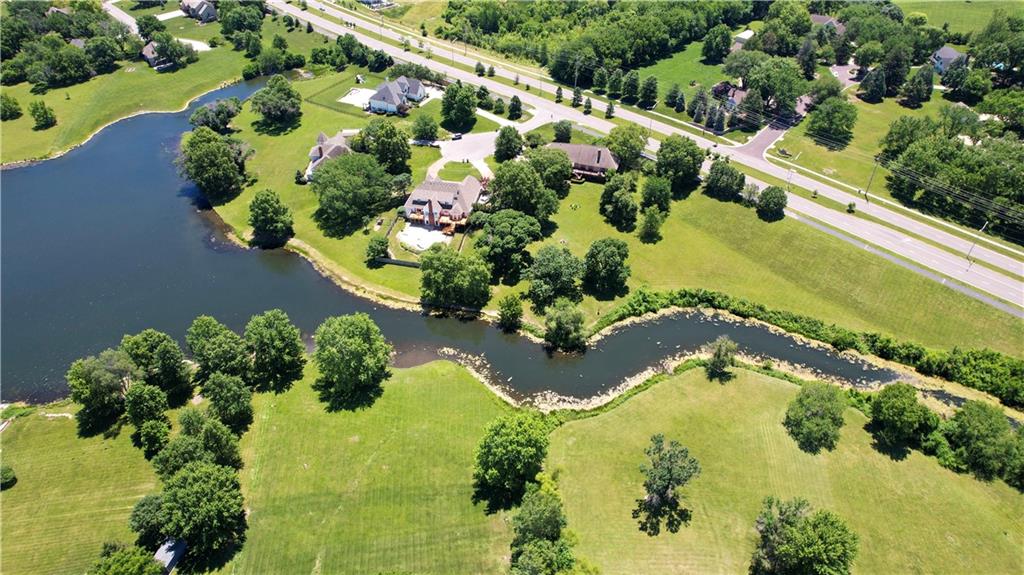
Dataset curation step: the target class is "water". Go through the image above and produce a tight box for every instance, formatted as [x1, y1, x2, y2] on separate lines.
[0, 81, 898, 404]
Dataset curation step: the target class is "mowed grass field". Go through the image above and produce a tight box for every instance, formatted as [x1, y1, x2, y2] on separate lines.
[894, 0, 1021, 34]
[548, 368, 1024, 575]
[0, 403, 158, 575]
[769, 89, 948, 200]
[218, 361, 513, 574]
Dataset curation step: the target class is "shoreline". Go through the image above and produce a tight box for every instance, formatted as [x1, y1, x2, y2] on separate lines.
[0, 78, 242, 171]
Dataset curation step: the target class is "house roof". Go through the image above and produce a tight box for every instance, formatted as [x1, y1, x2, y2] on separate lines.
[46, 6, 71, 16]
[308, 131, 351, 164]
[934, 45, 962, 61]
[141, 41, 160, 61]
[735, 29, 755, 42]
[371, 81, 405, 106]
[546, 143, 619, 171]
[810, 14, 846, 35]
[394, 75, 423, 94]
[405, 176, 482, 220]
[154, 539, 187, 573]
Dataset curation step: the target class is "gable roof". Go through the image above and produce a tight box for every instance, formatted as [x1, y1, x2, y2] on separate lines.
[735, 29, 755, 42]
[546, 143, 619, 171]
[371, 81, 405, 106]
[810, 14, 846, 35]
[141, 41, 160, 62]
[394, 75, 423, 94]
[405, 176, 482, 220]
[934, 45, 962, 61]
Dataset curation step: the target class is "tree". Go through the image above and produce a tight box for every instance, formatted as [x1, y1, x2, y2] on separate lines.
[493, 97, 506, 115]
[190, 98, 242, 133]
[583, 97, 592, 114]
[365, 234, 389, 265]
[944, 400, 1016, 480]
[312, 153, 393, 236]
[124, 383, 168, 430]
[138, 419, 170, 459]
[152, 435, 214, 480]
[704, 158, 745, 200]
[621, 70, 640, 101]
[632, 434, 701, 536]
[606, 100, 616, 118]
[583, 238, 630, 297]
[251, 74, 302, 125]
[543, 297, 586, 351]
[495, 126, 524, 162]
[137, 14, 165, 41]
[1, 93, 22, 121]
[747, 57, 804, 113]
[130, 494, 166, 550]
[859, 68, 886, 102]
[85, 36, 120, 72]
[639, 76, 658, 108]
[600, 172, 639, 231]
[490, 161, 557, 221]
[526, 146, 572, 196]
[91, 543, 164, 575]
[419, 245, 493, 308]
[881, 44, 911, 96]
[475, 60, 485, 75]
[475, 209, 542, 282]
[497, 294, 523, 332]
[870, 382, 937, 448]
[120, 329, 191, 405]
[702, 24, 732, 63]
[705, 335, 737, 381]
[473, 412, 549, 507]
[880, 115, 936, 160]
[750, 497, 859, 575]
[901, 65, 933, 107]
[67, 349, 141, 433]
[527, 245, 582, 310]
[441, 82, 477, 129]
[853, 40, 884, 73]
[29, 100, 56, 129]
[248, 189, 294, 247]
[724, 50, 771, 85]
[220, 4, 263, 37]
[756, 185, 788, 221]
[607, 68, 623, 97]
[244, 309, 305, 393]
[956, 69, 992, 104]
[488, 65, 495, 77]
[665, 84, 681, 108]
[411, 113, 438, 141]
[571, 85, 582, 107]
[592, 67, 608, 93]
[152, 33, 196, 68]
[362, 120, 411, 174]
[508, 95, 523, 120]
[511, 477, 567, 549]
[185, 315, 248, 384]
[940, 55, 969, 94]
[312, 314, 393, 409]
[180, 126, 246, 204]
[641, 176, 672, 213]
[784, 382, 846, 453]
[655, 135, 703, 194]
[607, 124, 648, 170]
[554, 86, 563, 103]
[796, 37, 817, 80]
[552, 120, 572, 143]
[161, 462, 247, 557]
[808, 75, 842, 107]
[638, 206, 665, 243]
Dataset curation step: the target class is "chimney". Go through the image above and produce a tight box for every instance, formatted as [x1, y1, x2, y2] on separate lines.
[597, 149, 602, 163]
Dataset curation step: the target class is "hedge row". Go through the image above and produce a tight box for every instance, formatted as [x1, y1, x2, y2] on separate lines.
[594, 287, 1024, 408]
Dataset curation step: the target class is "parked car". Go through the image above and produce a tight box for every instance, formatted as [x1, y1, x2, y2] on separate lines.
[452, 133, 463, 140]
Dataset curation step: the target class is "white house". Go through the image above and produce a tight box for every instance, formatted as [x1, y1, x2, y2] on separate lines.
[932, 46, 963, 74]
[368, 76, 426, 114]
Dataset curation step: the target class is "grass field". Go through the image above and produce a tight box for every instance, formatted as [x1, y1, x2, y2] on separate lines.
[894, 0, 1019, 34]
[548, 368, 1024, 574]
[0, 403, 158, 575]
[220, 361, 513, 573]
[437, 161, 482, 180]
[769, 89, 948, 200]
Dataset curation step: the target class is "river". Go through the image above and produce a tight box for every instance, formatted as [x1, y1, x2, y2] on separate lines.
[0, 80, 898, 404]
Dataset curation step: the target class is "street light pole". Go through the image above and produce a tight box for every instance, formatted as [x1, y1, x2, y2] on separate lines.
[966, 220, 989, 269]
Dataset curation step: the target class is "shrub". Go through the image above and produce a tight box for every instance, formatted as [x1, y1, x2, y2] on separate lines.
[783, 382, 846, 453]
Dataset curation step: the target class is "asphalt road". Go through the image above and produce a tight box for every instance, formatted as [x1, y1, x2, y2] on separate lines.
[269, 0, 1024, 310]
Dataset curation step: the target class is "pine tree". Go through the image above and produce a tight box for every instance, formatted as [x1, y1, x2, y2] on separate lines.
[592, 67, 608, 93]
[583, 97, 592, 114]
[622, 70, 640, 101]
[607, 69, 623, 97]
[860, 68, 886, 103]
[714, 108, 726, 132]
[571, 86, 583, 107]
[693, 105, 704, 124]
[797, 37, 817, 80]
[487, 65, 495, 77]
[704, 104, 717, 128]
[665, 83, 681, 108]
[555, 86, 563, 102]
[606, 101, 616, 118]
[674, 92, 686, 114]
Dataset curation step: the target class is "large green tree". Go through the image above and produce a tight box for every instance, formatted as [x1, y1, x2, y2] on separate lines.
[526, 146, 572, 196]
[419, 245, 493, 308]
[203, 372, 254, 434]
[583, 238, 630, 298]
[490, 161, 558, 221]
[474, 209, 542, 283]
[704, 158, 745, 200]
[312, 314, 393, 410]
[944, 400, 1017, 480]
[702, 24, 732, 63]
[67, 349, 142, 433]
[543, 297, 586, 351]
[527, 245, 582, 310]
[120, 328, 191, 405]
[750, 496, 858, 575]
[783, 382, 847, 453]
[473, 412, 549, 507]
[655, 135, 703, 195]
[747, 57, 804, 113]
[870, 382, 937, 447]
[250, 74, 302, 124]
[124, 383, 169, 430]
[632, 434, 701, 536]
[607, 124, 648, 170]
[243, 309, 305, 392]
[441, 81, 477, 130]
[756, 185, 788, 221]
[248, 189, 294, 247]
[357, 118, 411, 174]
[185, 316, 248, 384]
[90, 543, 163, 575]
[161, 462, 247, 557]
[312, 153, 393, 236]
[495, 126, 524, 162]
[180, 126, 247, 204]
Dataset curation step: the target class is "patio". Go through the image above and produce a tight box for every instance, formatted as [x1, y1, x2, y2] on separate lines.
[396, 223, 451, 252]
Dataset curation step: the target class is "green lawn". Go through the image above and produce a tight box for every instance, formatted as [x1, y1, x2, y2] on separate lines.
[515, 182, 1023, 356]
[437, 161, 482, 180]
[894, 0, 1019, 34]
[548, 368, 1024, 575]
[769, 89, 948, 200]
[0, 403, 158, 575]
[524, 122, 602, 146]
[221, 361, 512, 573]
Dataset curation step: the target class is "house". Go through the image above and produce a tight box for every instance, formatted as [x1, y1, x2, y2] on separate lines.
[180, 0, 217, 23]
[810, 14, 847, 36]
[305, 130, 353, 179]
[368, 76, 426, 114]
[712, 81, 748, 111]
[154, 539, 186, 575]
[932, 46, 963, 74]
[403, 176, 482, 231]
[546, 143, 620, 180]
[45, 6, 71, 16]
[141, 41, 163, 67]
[730, 29, 755, 53]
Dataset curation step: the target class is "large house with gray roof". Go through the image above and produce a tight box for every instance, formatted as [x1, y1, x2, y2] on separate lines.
[180, 0, 217, 22]
[305, 130, 353, 179]
[932, 46, 963, 74]
[546, 142, 620, 180]
[368, 76, 426, 114]
[403, 176, 482, 231]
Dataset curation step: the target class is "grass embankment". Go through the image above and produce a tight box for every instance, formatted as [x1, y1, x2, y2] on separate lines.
[0, 403, 157, 575]
[548, 367, 1024, 574]
[223, 362, 512, 573]
[0, 18, 319, 164]
[893, 0, 1019, 34]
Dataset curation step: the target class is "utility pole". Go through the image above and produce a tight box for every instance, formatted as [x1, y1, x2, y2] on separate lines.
[966, 220, 989, 269]
[863, 159, 878, 204]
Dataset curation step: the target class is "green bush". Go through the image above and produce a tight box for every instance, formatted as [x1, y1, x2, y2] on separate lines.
[1, 463, 16, 490]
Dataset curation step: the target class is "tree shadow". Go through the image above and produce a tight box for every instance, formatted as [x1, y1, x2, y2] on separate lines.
[75, 410, 123, 439]
[584, 282, 629, 302]
[864, 421, 911, 461]
[249, 233, 292, 249]
[632, 495, 693, 536]
[176, 535, 247, 575]
[471, 482, 524, 514]
[317, 382, 385, 412]
[705, 366, 736, 383]
[809, 132, 851, 151]
[671, 179, 700, 200]
[440, 116, 478, 134]
[539, 219, 560, 238]
[251, 117, 300, 136]
[756, 208, 786, 223]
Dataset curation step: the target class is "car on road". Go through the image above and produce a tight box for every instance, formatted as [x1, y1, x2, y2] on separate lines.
[452, 133, 463, 140]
